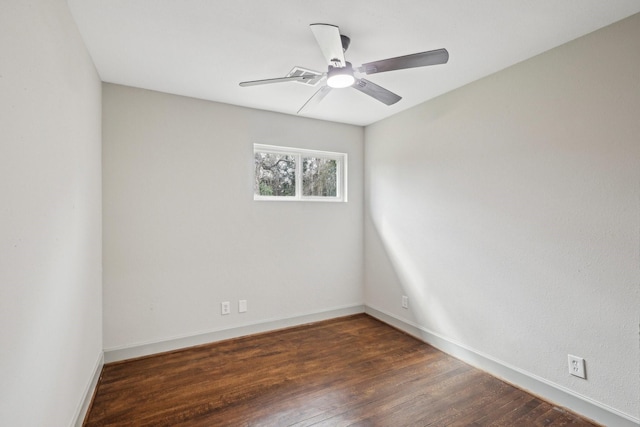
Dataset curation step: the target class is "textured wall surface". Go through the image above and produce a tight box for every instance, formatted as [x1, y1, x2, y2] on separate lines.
[102, 84, 364, 351]
[0, 1, 103, 425]
[365, 14, 640, 420]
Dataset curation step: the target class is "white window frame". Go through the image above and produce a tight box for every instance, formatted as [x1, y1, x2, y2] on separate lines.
[254, 144, 348, 202]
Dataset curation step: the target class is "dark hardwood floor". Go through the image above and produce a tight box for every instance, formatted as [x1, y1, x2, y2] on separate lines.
[84, 314, 599, 426]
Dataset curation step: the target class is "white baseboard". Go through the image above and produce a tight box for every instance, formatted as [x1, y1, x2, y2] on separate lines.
[72, 351, 104, 427]
[104, 304, 365, 363]
[365, 305, 639, 427]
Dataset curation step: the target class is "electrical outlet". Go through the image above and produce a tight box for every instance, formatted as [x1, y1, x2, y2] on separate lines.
[221, 301, 230, 315]
[568, 355, 586, 379]
[402, 295, 409, 309]
[238, 299, 247, 313]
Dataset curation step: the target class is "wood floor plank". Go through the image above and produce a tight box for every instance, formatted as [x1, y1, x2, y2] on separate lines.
[453, 382, 533, 426]
[294, 364, 476, 427]
[84, 314, 600, 426]
[244, 351, 453, 426]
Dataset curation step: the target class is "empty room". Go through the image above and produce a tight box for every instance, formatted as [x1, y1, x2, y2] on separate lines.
[1, 0, 639, 426]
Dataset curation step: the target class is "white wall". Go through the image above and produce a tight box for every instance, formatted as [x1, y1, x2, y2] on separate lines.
[365, 13, 640, 422]
[102, 84, 364, 353]
[0, 1, 103, 426]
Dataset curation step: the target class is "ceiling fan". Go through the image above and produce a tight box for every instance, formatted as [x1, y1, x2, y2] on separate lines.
[239, 24, 449, 114]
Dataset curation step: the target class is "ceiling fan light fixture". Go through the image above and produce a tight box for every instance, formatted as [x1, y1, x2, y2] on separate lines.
[326, 63, 355, 88]
[239, 24, 449, 114]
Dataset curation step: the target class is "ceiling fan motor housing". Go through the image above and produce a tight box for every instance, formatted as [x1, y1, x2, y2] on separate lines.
[340, 35, 351, 52]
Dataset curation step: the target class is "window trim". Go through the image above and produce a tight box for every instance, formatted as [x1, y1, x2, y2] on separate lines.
[253, 144, 348, 202]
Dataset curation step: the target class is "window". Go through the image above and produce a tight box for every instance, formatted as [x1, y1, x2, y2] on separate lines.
[254, 144, 347, 202]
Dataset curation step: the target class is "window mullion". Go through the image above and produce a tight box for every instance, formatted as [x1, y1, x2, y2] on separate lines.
[295, 153, 302, 200]
[342, 154, 348, 202]
[337, 159, 342, 199]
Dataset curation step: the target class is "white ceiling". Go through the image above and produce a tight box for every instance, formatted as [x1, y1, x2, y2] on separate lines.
[68, 0, 640, 126]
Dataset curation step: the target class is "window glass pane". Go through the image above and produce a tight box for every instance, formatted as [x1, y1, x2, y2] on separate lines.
[254, 152, 296, 197]
[302, 157, 337, 197]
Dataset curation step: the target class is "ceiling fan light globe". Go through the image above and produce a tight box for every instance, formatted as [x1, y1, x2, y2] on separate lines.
[327, 74, 355, 88]
[326, 63, 355, 88]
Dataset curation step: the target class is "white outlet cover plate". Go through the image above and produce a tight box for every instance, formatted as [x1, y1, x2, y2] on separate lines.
[221, 301, 230, 315]
[402, 296, 409, 309]
[239, 300, 247, 313]
[568, 354, 586, 379]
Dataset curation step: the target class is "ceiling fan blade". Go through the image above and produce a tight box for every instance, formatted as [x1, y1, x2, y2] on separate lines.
[310, 23, 346, 67]
[239, 74, 320, 87]
[359, 48, 449, 75]
[298, 85, 332, 114]
[352, 79, 401, 105]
